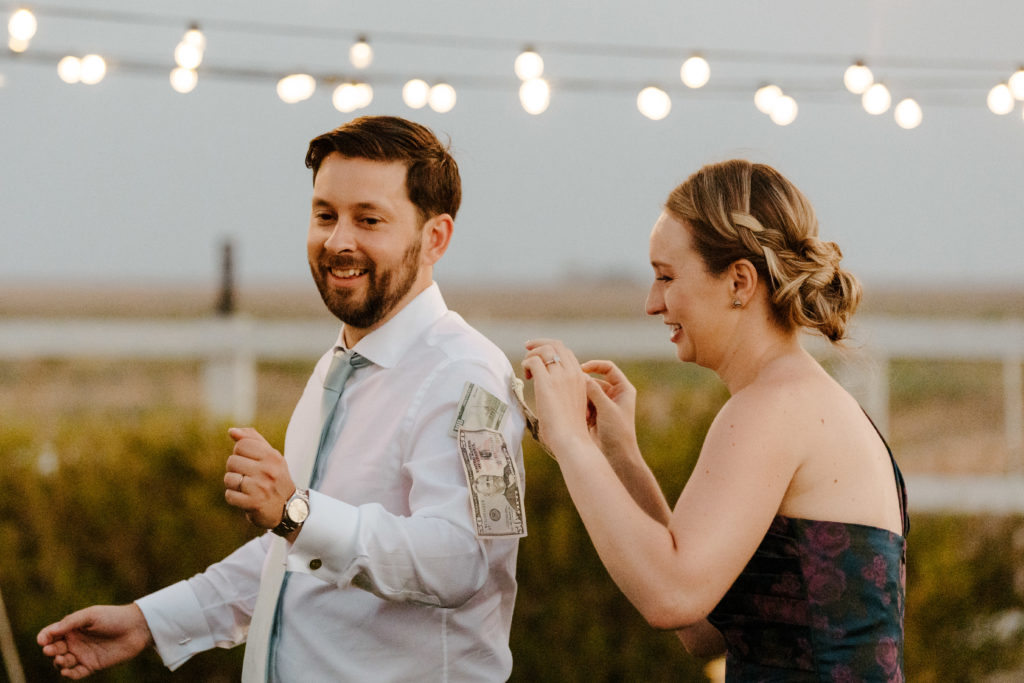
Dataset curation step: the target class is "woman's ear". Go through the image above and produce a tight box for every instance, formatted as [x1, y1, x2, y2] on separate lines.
[728, 258, 758, 307]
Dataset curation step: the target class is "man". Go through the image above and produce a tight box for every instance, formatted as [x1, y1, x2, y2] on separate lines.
[38, 116, 527, 681]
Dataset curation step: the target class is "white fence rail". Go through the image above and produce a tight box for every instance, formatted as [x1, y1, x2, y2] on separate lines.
[2, 315, 1023, 510]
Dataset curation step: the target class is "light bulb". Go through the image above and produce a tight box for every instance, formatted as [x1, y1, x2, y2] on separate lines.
[174, 41, 203, 70]
[402, 79, 430, 109]
[57, 56, 81, 83]
[862, 82, 891, 115]
[79, 54, 106, 85]
[987, 83, 1014, 115]
[514, 49, 544, 80]
[843, 61, 873, 94]
[332, 83, 360, 112]
[354, 82, 373, 108]
[754, 84, 782, 114]
[183, 26, 206, 51]
[428, 83, 456, 113]
[170, 67, 197, 94]
[519, 78, 550, 115]
[893, 98, 922, 129]
[680, 55, 710, 89]
[770, 95, 798, 125]
[8, 8, 37, 41]
[349, 37, 372, 69]
[1008, 68, 1024, 100]
[637, 86, 671, 121]
[277, 74, 316, 103]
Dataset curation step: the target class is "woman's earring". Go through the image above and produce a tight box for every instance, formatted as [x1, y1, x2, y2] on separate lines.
[732, 299, 742, 308]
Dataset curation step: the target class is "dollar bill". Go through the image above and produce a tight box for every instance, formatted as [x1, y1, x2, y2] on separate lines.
[448, 382, 508, 437]
[511, 377, 554, 459]
[457, 428, 526, 537]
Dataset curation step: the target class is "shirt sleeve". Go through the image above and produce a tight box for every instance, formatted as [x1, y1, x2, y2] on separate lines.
[285, 356, 525, 607]
[135, 534, 271, 670]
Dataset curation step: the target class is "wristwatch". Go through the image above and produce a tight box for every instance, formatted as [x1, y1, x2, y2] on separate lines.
[272, 489, 310, 537]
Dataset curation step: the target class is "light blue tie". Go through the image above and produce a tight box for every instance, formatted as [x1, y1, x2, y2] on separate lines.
[260, 348, 370, 682]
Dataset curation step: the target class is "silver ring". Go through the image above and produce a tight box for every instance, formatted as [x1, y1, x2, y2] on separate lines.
[237, 474, 245, 492]
[544, 355, 560, 366]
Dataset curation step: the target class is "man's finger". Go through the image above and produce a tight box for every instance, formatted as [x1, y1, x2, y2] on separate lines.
[228, 427, 267, 444]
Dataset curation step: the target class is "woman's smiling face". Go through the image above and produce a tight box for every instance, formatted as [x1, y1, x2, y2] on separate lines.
[645, 211, 731, 366]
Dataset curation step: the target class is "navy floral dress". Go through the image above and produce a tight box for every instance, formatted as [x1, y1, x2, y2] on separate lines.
[707, 449, 908, 682]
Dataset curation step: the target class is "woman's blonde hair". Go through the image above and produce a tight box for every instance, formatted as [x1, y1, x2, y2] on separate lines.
[665, 159, 861, 342]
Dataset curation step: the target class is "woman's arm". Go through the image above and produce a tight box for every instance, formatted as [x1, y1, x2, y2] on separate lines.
[580, 359, 672, 524]
[523, 339, 798, 628]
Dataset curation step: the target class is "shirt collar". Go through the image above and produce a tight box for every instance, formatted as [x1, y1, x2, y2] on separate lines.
[333, 282, 448, 369]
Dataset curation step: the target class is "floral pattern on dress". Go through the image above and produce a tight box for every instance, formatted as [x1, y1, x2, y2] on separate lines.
[707, 456, 908, 683]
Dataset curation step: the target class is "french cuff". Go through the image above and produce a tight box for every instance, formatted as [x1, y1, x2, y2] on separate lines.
[134, 580, 216, 671]
[285, 489, 360, 583]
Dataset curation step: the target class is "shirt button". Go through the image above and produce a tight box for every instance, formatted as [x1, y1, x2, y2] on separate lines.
[309, 558, 322, 570]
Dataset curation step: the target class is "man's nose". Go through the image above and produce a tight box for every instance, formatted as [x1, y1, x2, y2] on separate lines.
[323, 222, 357, 253]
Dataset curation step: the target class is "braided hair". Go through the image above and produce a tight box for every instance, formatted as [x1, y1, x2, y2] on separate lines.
[665, 160, 861, 342]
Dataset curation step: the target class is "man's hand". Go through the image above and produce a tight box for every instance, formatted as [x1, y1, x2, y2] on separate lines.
[37, 604, 153, 679]
[225, 427, 295, 529]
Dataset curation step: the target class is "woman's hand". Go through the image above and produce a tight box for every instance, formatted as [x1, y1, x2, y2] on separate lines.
[522, 339, 593, 456]
[580, 359, 640, 462]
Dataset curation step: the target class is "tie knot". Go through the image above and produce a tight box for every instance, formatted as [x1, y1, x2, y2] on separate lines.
[323, 349, 371, 394]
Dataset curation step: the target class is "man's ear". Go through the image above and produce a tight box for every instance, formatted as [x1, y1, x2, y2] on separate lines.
[728, 258, 759, 306]
[421, 214, 453, 265]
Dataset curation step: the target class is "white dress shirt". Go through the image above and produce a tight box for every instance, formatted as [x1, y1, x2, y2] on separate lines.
[137, 283, 526, 682]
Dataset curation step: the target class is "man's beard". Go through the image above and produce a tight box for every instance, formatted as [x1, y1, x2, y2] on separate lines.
[312, 239, 422, 329]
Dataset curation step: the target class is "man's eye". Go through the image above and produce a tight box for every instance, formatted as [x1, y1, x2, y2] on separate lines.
[360, 217, 381, 227]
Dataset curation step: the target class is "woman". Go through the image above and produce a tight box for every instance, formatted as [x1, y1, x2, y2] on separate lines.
[523, 160, 907, 681]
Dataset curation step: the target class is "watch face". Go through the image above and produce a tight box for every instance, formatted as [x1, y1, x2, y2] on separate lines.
[287, 497, 310, 524]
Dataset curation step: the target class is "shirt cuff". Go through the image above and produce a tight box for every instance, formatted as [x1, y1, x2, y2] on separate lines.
[285, 489, 361, 582]
[135, 580, 216, 671]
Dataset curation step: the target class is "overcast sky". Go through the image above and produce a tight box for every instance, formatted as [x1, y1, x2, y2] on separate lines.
[2, 0, 1023, 292]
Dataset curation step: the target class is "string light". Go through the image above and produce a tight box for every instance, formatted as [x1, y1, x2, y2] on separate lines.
[1008, 67, 1024, 100]
[79, 54, 106, 85]
[170, 66, 198, 94]
[349, 36, 372, 69]
[182, 24, 205, 51]
[2, 6, 1019, 129]
[7, 7, 36, 41]
[332, 82, 360, 112]
[894, 98, 923, 129]
[986, 83, 1014, 115]
[843, 60, 873, 94]
[174, 24, 205, 71]
[428, 82, 456, 112]
[276, 73, 315, 103]
[57, 55, 81, 83]
[754, 84, 782, 114]
[680, 55, 710, 89]
[519, 78, 550, 114]
[862, 82, 891, 115]
[402, 78, 430, 109]
[514, 47, 544, 81]
[769, 95, 798, 126]
[637, 86, 671, 120]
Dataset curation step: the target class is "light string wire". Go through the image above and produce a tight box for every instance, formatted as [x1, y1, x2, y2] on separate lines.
[2, 3, 1022, 114]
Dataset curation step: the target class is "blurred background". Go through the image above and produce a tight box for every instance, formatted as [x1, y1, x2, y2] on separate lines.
[1, 1, 1023, 681]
